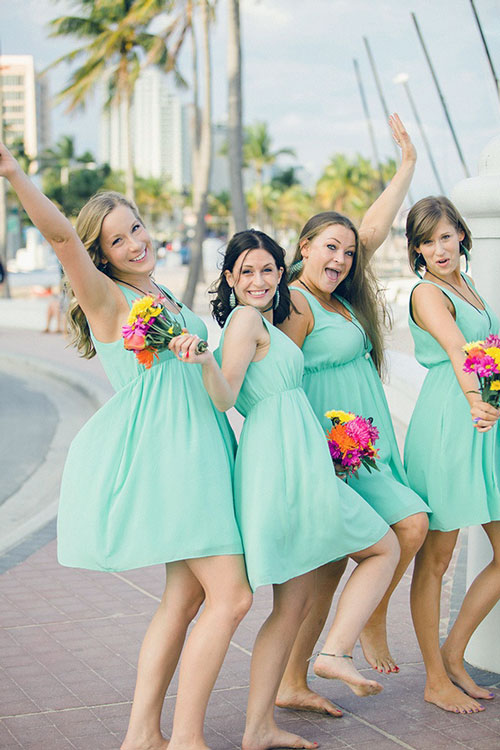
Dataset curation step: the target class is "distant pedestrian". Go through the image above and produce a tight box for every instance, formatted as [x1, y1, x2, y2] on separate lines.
[405, 196, 500, 714]
[0, 140, 251, 750]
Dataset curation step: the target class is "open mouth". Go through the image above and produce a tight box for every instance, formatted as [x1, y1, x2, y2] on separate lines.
[436, 258, 449, 267]
[247, 290, 269, 299]
[325, 268, 340, 282]
[131, 248, 147, 262]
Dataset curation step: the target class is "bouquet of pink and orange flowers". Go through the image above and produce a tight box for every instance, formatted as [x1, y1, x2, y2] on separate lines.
[463, 334, 500, 408]
[325, 409, 380, 481]
[122, 295, 207, 369]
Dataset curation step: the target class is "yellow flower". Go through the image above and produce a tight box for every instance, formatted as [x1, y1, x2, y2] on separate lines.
[485, 347, 500, 367]
[491, 380, 500, 391]
[462, 340, 484, 353]
[325, 409, 355, 422]
[127, 296, 153, 325]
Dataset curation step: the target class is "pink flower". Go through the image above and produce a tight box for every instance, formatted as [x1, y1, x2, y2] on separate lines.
[484, 334, 500, 348]
[465, 354, 500, 378]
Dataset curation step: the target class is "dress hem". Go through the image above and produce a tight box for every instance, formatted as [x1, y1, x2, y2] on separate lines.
[58, 546, 244, 573]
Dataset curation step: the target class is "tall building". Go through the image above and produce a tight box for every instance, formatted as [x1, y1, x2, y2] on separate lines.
[0, 54, 51, 159]
[99, 68, 191, 190]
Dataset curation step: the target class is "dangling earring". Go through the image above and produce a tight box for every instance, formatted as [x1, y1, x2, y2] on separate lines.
[287, 258, 304, 280]
[460, 243, 470, 273]
[414, 253, 424, 279]
[273, 287, 280, 310]
[229, 287, 236, 308]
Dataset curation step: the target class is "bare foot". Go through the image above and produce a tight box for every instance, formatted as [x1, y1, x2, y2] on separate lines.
[313, 654, 382, 697]
[441, 649, 495, 700]
[424, 678, 485, 713]
[242, 725, 318, 750]
[121, 734, 169, 750]
[360, 622, 399, 674]
[276, 685, 342, 717]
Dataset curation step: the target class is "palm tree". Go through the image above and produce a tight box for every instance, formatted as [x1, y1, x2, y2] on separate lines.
[244, 122, 295, 227]
[315, 153, 378, 220]
[47, 0, 182, 200]
[40, 135, 94, 185]
[135, 175, 175, 232]
[227, 0, 246, 231]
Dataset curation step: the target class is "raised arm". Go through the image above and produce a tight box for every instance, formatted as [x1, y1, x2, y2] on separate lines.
[169, 306, 264, 411]
[359, 114, 417, 259]
[0, 141, 119, 323]
[411, 283, 500, 432]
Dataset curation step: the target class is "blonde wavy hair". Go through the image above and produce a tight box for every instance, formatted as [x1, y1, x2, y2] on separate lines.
[65, 192, 142, 358]
[288, 211, 391, 377]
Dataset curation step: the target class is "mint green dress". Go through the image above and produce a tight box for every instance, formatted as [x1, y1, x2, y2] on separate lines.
[216, 309, 389, 591]
[291, 287, 429, 525]
[404, 278, 500, 531]
[58, 285, 243, 571]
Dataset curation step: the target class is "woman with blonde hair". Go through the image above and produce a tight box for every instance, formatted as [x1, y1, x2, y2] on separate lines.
[276, 114, 429, 717]
[405, 195, 500, 714]
[0, 141, 252, 750]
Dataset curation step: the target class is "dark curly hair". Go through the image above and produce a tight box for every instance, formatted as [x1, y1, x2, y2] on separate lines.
[210, 229, 292, 327]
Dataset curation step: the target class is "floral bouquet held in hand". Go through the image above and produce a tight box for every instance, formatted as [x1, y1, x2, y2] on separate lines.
[122, 295, 208, 369]
[325, 409, 380, 482]
[463, 335, 500, 408]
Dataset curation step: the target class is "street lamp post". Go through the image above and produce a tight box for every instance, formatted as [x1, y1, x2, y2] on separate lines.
[393, 72, 446, 195]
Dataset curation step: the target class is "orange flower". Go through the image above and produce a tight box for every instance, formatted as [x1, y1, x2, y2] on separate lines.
[135, 347, 158, 369]
[326, 424, 357, 454]
[124, 333, 146, 351]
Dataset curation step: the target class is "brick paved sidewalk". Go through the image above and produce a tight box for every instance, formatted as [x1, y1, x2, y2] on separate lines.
[1, 321, 500, 749]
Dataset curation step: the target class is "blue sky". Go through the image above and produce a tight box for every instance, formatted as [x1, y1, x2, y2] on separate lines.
[3, 0, 500, 198]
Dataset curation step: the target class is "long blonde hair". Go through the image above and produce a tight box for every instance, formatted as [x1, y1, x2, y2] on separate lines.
[289, 211, 390, 376]
[65, 192, 142, 358]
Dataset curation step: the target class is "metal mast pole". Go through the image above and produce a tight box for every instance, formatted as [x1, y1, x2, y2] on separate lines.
[411, 12, 471, 178]
[469, 0, 500, 104]
[363, 36, 414, 203]
[394, 73, 446, 194]
[353, 58, 386, 190]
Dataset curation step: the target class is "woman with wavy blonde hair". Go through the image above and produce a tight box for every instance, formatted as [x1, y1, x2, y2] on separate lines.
[0, 141, 252, 750]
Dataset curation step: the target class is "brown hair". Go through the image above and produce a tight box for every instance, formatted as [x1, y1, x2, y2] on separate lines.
[406, 196, 472, 276]
[65, 192, 143, 358]
[289, 211, 390, 376]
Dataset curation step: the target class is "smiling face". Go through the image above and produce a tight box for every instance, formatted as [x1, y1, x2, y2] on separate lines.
[300, 223, 356, 295]
[99, 204, 155, 278]
[418, 216, 464, 277]
[225, 248, 283, 311]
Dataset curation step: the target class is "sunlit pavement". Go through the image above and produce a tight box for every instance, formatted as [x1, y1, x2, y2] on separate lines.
[1, 293, 499, 750]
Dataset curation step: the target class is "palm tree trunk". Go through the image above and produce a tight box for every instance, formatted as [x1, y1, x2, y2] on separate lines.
[227, 0, 246, 232]
[124, 86, 135, 201]
[183, 0, 212, 308]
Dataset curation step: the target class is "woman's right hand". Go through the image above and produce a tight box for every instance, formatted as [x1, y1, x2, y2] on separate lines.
[0, 141, 22, 180]
[470, 398, 500, 432]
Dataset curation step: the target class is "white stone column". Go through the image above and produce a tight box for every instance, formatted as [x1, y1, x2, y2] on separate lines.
[451, 134, 500, 673]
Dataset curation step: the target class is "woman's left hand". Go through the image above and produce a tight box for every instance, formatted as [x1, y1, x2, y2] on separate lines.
[169, 333, 212, 364]
[389, 113, 417, 164]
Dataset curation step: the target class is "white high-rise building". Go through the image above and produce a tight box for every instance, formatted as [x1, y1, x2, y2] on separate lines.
[0, 54, 51, 159]
[99, 68, 191, 190]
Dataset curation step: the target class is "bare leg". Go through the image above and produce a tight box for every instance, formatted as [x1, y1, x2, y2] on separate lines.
[360, 512, 428, 673]
[441, 520, 500, 701]
[243, 572, 320, 750]
[121, 561, 205, 750]
[410, 530, 484, 713]
[313, 529, 399, 696]
[168, 555, 252, 750]
[276, 559, 347, 717]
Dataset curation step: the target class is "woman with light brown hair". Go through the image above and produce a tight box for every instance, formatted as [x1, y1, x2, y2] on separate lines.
[276, 114, 429, 717]
[405, 195, 500, 714]
[0, 140, 252, 750]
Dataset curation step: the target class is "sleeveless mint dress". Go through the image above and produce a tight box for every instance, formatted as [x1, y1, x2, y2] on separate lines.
[404, 278, 500, 531]
[216, 308, 389, 591]
[58, 285, 243, 571]
[291, 287, 429, 525]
